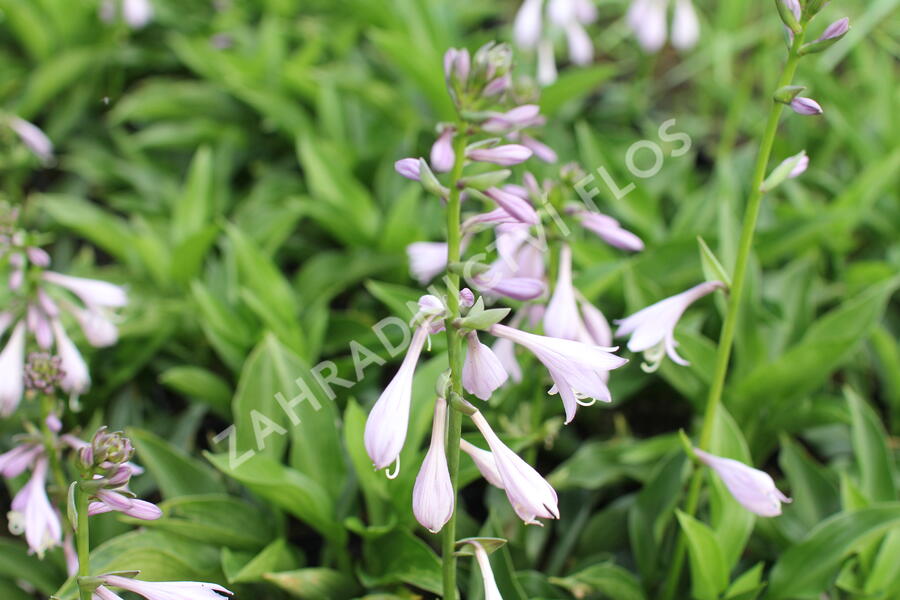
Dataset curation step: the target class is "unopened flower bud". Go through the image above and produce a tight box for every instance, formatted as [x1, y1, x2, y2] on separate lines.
[790, 97, 823, 116]
[799, 17, 850, 55]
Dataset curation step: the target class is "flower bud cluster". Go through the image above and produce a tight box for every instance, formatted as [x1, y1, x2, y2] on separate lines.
[23, 352, 65, 395]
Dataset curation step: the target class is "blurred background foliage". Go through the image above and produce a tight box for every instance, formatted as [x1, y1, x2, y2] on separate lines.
[0, 0, 898, 598]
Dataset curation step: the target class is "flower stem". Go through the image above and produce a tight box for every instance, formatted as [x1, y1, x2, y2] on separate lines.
[38, 395, 68, 496]
[659, 29, 806, 600]
[76, 483, 91, 600]
[441, 128, 469, 600]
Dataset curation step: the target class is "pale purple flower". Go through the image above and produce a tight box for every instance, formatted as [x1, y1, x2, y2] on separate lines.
[790, 97, 823, 116]
[27, 304, 53, 349]
[64, 533, 78, 576]
[88, 489, 163, 521]
[514, 0, 544, 50]
[790, 154, 810, 178]
[459, 288, 475, 308]
[615, 281, 724, 371]
[66, 302, 119, 347]
[364, 325, 431, 474]
[564, 22, 593, 64]
[537, 39, 558, 85]
[817, 17, 849, 41]
[412, 397, 454, 533]
[490, 323, 627, 423]
[482, 105, 541, 133]
[462, 332, 509, 400]
[576, 210, 645, 251]
[627, 0, 668, 53]
[26, 247, 50, 267]
[579, 299, 613, 347]
[671, 0, 700, 50]
[443, 48, 471, 84]
[460, 440, 505, 488]
[395, 158, 421, 181]
[7, 458, 62, 557]
[473, 273, 546, 301]
[407, 242, 447, 284]
[783, 0, 801, 21]
[469, 541, 503, 600]
[0, 321, 26, 416]
[544, 245, 580, 340]
[549, 0, 596, 64]
[43, 272, 127, 308]
[8, 117, 53, 163]
[51, 319, 91, 395]
[483, 74, 512, 96]
[430, 128, 456, 173]
[484, 187, 539, 225]
[467, 144, 533, 166]
[122, 0, 153, 28]
[695, 449, 791, 517]
[471, 411, 559, 525]
[0, 442, 42, 478]
[95, 575, 232, 600]
[520, 134, 558, 163]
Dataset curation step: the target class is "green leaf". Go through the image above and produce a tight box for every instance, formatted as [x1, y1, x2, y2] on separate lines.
[264, 568, 361, 599]
[777, 436, 839, 534]
[551, 563, 646, 600]
[172, 146, 214, 243]
[359, 529, 442, 595]
[206, 452, 345, 545]
[158, 366, 232, 418]
[676, 510, 729, 600]
[221, 539, 301, 584]
[0, 538, 65, 595]
[540, 65, 617, 115]
[846, 387, 896, 502]
[697, 235, 732, 287]
[726, 563, 764, 600]
[128, 427, 225, 499]
[766, 504, 900, 599]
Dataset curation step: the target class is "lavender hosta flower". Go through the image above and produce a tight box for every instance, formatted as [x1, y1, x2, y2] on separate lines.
[443, 47, 471, 85]
[484, 187, 539, 225]
[64, 533, 78, 576]
[467, 144, 533, 166]
[0, 442, 42, 478]
[537, 39, 558, 85]
[412, 397, 454, 533]
[460, 439, 505, 488]
[27, 304, 53, 349]
[627, 0, 668, 53]
[0, 321, 26, 416]
[576, 210, 645, 251]
[51, 319, 91, 395]
[8, 117, 54, 163]
[407, 242, 448, 284]
[490, 323, 628, 423]
[88, 489, 163, 521]
[789, 154, 810, 178]
[27, 247, 50, 267]
[42, 272, 127, 308]
[364, 324, 431, 474]
[430, 128, 456, 173]
[818, 17, 850, 42]
[471, 411, 559, 525]
[482, 105, 541, 133]
[615, 281, 724, 371]
[790, 97, 823, 116]
[462, 332, 509, 400]
[520, 134, 558, 163]
[544, 245, 580, 340]
[694, 449, 792, 517]
[473, 272, 546, 301]
[469, 541, 503, 600]
[548, 0, 597, 65]
[67, 302, 120, 347]
[94, 575, 232, 600]
[514, 0, 544, 50]
[563, 21, 593, 64]
[122, 0, 153, 28]
[671, 0, 700, 50]
[7, 458, 62, 557]
[395, 158, 421, 181]
[579, 299, 613, 347]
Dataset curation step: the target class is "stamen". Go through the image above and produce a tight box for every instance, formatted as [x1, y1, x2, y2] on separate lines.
[385, 455, 401, 480]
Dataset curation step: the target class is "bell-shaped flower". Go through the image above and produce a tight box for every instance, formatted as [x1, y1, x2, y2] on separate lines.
[473, 272, 545, 301]
[467, 144, 533, 166]
[471, 411, 559, 524]
[615, 281, 723, 371]
[364, 324, 431, 474]
[122, 0, 153, 29]
[430, 128, 456, 173]
[544, 245, 580, 340]
[627, 0, 668, 52]
[66, 302, 120, 347]
[694, 449, 791, 517]
[8, 117, 53, 163]
[514, 0, 543, 49]
[460, 439, 505, 488]
[671, 0, 700, 50]
[94, 575, 232, 600]
[575, 210, 644, 251]
[490, 323, 627, 423]
[7, 458, 62, 557]
[0, 442, 42, 478]
[27, 304, 54, 349]
[51, 320, 91, 395]
[0, 321, 26, 416]
[462, 332, 509, 400]
[43, 271, 127, 308]
[89, 489, 163, 521]
[579, 299, 613, 347]
[469, 541, 503, 600]
[412, 397, 454, 533]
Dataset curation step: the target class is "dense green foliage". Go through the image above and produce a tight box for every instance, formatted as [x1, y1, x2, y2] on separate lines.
[0, 0, 898, 598]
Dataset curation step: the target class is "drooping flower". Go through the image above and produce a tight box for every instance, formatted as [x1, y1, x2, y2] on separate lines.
[471, 411, 558, 524]
[468, 541, 503, 600]
[514, 0, 544, 50]
[7, 458, 62, 557]
[0, 442, 42, 478]
[694, 449, 791, 517]
[790, 97, 823, 116]
[473, 272, 546, 301]
[462, 332, 509, 400]
[407, 242, 448, 284]
[482, 105, 541, 134]
[51, 319, 91, 395]
[89, 489, 163, 521]
[627, 0, 699, 53]
[364, 323, 431, 474]
[94, 575, 231, 600]
[460, 439, 505, 488]
[490, 323, 627, 423]
[65, 302, 119, 347]
[412, 397, 454, 533]
[0, 321, 26, 416]
[8, 117, 54, 163]
[615, 281, 723, 371]
[574, 210, 645, 251]
[484, 187, 539, 225]
[42, 272, 128, 308]
[544, 244, 580, 340]
[431, 128, 456, 173]
[467, 144, 533, 166]
[122, 0, 154, 28]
